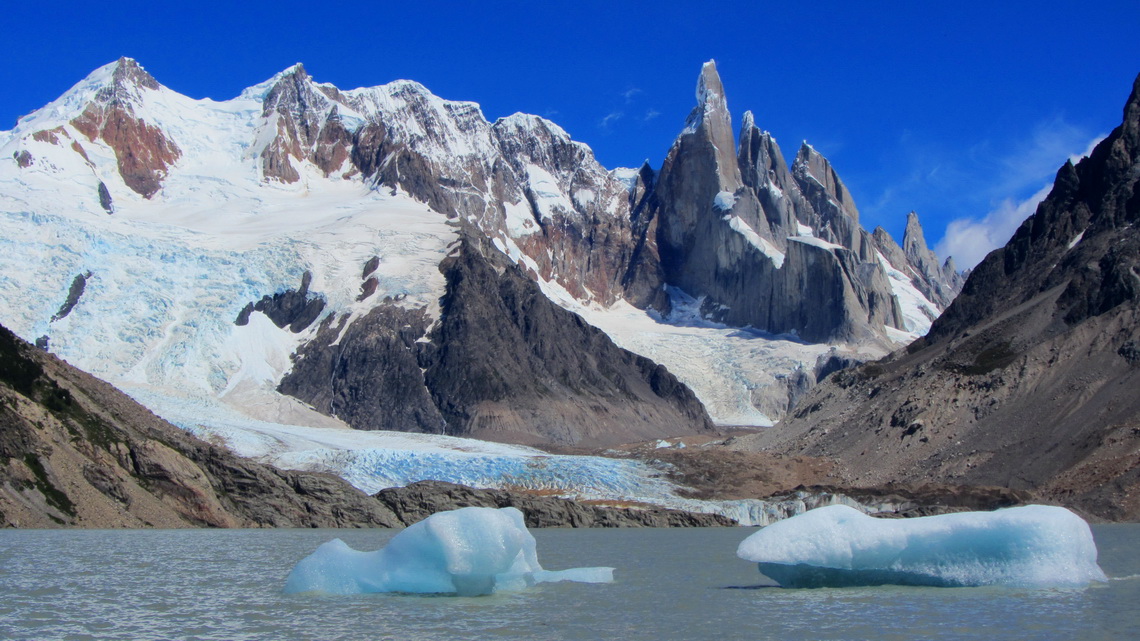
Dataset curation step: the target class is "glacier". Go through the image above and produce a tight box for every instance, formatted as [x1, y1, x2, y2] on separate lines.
[736, 504, 1107, 588]
[284, 506, 613, 596]
[0, 59, 951, 525]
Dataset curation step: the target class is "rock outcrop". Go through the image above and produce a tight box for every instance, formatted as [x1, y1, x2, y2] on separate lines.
[68, 58, 181, 198]
[2, 57, 965, 453]
[0, 320, 736, 529]
[375, 480, 736, 527]
[279, 234, 716, 446]
[236, 59, 959, 343]
[0, 323, 400, 528]
[234, 271, 326, 333]
[638, 62, 938, 343]
[735, 74, 1140, 521]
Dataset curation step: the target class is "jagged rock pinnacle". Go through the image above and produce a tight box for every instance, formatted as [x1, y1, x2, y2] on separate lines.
[903, 211, 930, 255]
[111, 57, 160, 91]
[696, 60, 726, 109]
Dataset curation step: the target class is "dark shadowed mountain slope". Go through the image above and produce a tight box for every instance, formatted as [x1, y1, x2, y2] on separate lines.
[733, 73, 1140, 521]
[279, 232, 716, 447]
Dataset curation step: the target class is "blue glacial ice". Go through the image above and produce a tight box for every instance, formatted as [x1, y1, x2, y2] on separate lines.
[284, 506, 614, 596]
[736, 504, 1107, 588]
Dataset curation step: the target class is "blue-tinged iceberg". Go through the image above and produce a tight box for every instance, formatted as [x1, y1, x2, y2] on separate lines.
[284, 506, 613, 596]
[736, 504, 1107, 588]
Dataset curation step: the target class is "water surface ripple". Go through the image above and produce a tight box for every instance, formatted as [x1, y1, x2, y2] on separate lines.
[1, 525, 1135, 640]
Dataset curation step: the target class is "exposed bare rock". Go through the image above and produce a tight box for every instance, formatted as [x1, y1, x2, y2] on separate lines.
[901, 212, 965, 307]
[97, 182, 113, 213]
[375, 480, 736, 527]
[257, 64, 354, 182]
[69, 58, 180, 198]
[280, 235, 715, 446]
[50, 272, 91, 322]
[735, 74, 1140, 522]
[278, 302, 446, 433]
[0, 323, 399, 528]
[234, 271, 325, 333]
[647, 62, 910, 343]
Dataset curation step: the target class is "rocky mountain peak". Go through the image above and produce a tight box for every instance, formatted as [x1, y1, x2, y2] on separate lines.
[282, 62, 309, 80]
[695, 60, 727, 112]
[740, 109, 755, 131]
[680, 59, 740, 191]
[792, 142, 859, 222]
[109, 57, 160, 92]
[751, 73, 1140, 521]
[63, 58, 180, 199]
[895, 210, 962, 308]
[256, 64, 354, 182]
[903, 211, 931, 258]
[491, 113, 581, 169]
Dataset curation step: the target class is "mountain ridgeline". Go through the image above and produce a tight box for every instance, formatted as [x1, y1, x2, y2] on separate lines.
[736, 73, 1140, 521]
[244, 59, 962, 345]
[2, 58, 960, 447]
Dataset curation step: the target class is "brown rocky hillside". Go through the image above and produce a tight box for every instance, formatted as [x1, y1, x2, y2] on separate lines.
[731, 73, 1140, 522]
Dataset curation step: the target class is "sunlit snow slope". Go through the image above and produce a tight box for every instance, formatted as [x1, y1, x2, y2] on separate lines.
[0, 59, 940, 521]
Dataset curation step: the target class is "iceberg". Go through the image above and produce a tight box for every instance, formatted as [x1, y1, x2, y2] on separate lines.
[736, 504, 1107, 588]
[284, 506, 614, 596]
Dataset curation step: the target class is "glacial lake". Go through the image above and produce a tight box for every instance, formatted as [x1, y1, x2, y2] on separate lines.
[1, 525, 1137, 641]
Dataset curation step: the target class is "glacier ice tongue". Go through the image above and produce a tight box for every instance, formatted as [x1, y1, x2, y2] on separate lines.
[736, 504, 1107, 588]
[284, 507, 614, 596]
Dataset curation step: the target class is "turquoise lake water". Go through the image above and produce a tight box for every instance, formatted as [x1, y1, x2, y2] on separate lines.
[1, 524, 1136, 640]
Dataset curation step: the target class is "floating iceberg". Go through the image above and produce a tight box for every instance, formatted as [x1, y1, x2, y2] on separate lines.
[284, 506, 613, 596]
[736, 504, 1107, 588]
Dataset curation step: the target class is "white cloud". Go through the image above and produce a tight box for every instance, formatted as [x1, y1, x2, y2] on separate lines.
[599, 110, 624, 128]
[935, 184, 1051, 269]
[1069, 135, 1106, 163]
[932, 131, 1107, 269]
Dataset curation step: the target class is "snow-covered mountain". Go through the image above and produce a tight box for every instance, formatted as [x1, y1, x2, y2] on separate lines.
[0, 58, 961, 502]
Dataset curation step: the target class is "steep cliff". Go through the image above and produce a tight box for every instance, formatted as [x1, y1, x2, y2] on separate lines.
[0, 323, 401, 528]
[279, 234, 715, 446]
[645, 62, 929, 343]
[0, 57, 962, 459]
[736, 74, 1140, 521]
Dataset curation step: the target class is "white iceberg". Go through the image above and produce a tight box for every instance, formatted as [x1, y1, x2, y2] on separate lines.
[736, 504, 1107, 588]
[284, 506, 614, 596]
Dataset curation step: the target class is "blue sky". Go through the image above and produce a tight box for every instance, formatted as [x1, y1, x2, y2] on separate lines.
[2, 1, 1137, 266]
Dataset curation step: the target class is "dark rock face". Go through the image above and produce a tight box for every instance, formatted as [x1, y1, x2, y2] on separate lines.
[375, 481, 736, 527]
[278, 303, 446, 433]
[0, 323, 399, 528]
[97, 182, 113, 214]
[643, 63, 921, 343]
[51, 272, 92, 322]
[743, 74, 1140, 522]
[279, 235, 715, 446]
[234, 271, 325, 333]
[422, 236, 714, 445]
